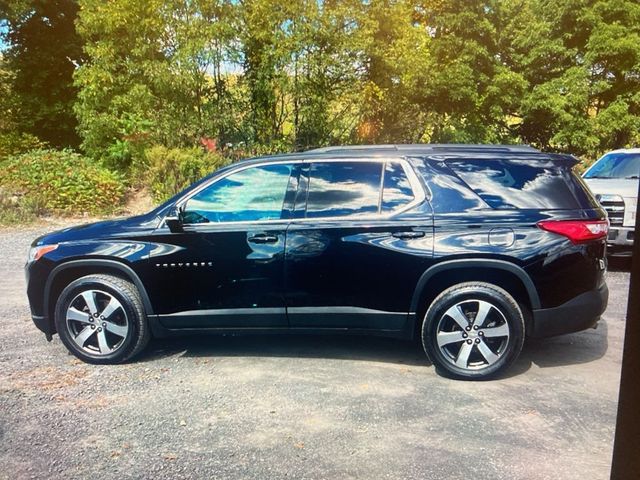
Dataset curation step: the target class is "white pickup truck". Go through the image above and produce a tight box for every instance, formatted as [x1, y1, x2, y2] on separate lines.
[583, 148, 639, 256]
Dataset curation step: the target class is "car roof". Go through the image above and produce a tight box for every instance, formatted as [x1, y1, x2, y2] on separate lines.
[235, 143, 576, 165]
[602, 148, 640, 155]
[307, 144, 539, 154]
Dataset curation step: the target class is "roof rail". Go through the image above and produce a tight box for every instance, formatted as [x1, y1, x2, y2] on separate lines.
[307, 144, 540, 154]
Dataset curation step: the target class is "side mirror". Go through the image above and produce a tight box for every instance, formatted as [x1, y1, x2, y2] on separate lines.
[165, 208, 183, 233]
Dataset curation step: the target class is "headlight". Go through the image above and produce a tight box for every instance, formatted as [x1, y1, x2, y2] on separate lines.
[624, 197, 637, 227]
[28, 244, 58, 263]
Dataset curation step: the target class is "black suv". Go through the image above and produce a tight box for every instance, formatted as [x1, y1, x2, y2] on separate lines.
[26, 144, 609, 379]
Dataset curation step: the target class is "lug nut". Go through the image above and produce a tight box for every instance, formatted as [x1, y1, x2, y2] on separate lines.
[466, 339, 473, 345]
[473, 325, 479, 330]
[90, 325, 95, 329]
[93, 313, 99, 318]
[102, 322, 106, 327]
[462, 332, 468, 338]
[97, 327, 102, 332]
[475, 338, 481, 344]
[89, 318, 94, 322]
[465, 326, 471, 332]
[478, 331, 484, 336]
[100, 316, 105, 320]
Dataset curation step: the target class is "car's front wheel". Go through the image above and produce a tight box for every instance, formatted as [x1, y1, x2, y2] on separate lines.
[421, 282, 525, 380]
[54, 274, 150, 364]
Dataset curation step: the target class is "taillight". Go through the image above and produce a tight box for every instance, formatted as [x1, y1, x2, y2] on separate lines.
[537, 219, 608, 244]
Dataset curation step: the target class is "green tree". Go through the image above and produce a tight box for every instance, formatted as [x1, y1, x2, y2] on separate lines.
[355, 0, 431, 143]
[75, 0, 240, 168]
[0, 0, 84, 148]
[586, 0, 640, 152]
[288, 0, 365, 149]
[0, 52, 14, 134]
[238, 0, 294, 148]
[501, 0, 640, 157]
[413, 1, 525, 143]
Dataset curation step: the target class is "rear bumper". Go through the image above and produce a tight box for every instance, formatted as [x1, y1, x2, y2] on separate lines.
[529, 282, 609, 338]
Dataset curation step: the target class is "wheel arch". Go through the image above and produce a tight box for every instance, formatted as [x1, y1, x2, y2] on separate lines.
[44, 259, 154, 334]
[408, 259, 540, 339]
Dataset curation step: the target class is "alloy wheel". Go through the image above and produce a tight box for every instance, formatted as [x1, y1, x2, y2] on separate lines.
[65, 289, 130, 356]
[435, 299, 510, 371]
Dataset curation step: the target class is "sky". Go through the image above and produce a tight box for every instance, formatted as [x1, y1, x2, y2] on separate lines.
[0, 21, 7, 52]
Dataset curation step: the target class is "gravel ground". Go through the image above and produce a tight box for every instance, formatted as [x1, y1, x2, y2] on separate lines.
[0, 223, 630, 480]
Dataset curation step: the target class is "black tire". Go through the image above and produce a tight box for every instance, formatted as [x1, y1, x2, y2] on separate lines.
[54, 274, 151, 364]
[421, 282, 525, 380]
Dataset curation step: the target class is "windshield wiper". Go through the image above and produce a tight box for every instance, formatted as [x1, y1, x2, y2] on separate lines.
[625, 175, 639, 179]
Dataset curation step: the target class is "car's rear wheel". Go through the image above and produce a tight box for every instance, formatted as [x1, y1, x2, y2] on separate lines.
[54, 274, 150, 364]
[421, 282, 525, 380]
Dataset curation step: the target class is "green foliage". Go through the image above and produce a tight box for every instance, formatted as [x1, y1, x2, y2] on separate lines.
[144, 145, 229, 202]
[0, 187, 40, 226]
[502, 0, 640, 155]
[0, 0, 84, 148]
[0, 131, 46, 159]
[74, 0, 241, 169]
[0, 149, 125, 215]
[0, 0, 637, 192]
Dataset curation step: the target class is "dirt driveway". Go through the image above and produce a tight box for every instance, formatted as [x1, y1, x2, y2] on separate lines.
[0, 223, 629, 480]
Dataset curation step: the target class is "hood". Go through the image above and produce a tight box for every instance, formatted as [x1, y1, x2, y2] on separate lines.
[33, 213, 161, 246]
[582, 178, 639, 199]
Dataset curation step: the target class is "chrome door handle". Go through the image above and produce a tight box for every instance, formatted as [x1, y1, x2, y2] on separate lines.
[392, 231, 426, 239]
[248, 234, 279, 244]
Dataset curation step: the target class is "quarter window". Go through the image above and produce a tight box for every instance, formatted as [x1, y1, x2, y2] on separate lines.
[382, 162, 414, 212]
[183, 164, 293, 223]
[305, 162, 383, 218]
[448, 159, 580, 209]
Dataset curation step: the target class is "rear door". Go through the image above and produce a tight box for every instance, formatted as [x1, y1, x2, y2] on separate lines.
[285, 158, 432, 332]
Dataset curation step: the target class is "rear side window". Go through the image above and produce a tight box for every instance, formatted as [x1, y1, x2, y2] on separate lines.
[306, 161, 382, 218]
[448, 159, 582, 209]
[382, 162, 414, 212]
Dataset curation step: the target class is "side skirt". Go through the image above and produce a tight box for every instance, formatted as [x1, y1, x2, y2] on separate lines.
[148, 316, 410, 340]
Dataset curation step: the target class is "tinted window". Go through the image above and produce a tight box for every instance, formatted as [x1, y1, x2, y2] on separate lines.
[183, 164, 293, 223]
[448, 159, 580, 209]
[306, 162, 382, 218]
[583, 153, 640, 179]
[382, 162, 414, 212]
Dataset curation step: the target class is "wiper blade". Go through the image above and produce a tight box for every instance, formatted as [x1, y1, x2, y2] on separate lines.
[625, 175, 639, 179]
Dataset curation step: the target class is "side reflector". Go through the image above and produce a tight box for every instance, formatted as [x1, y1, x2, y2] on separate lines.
[29, 244, 59, 262]
[537, 220, 608, 244]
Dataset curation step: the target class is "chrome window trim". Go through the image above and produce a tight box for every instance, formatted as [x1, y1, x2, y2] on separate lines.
[160, 156, 427, 229]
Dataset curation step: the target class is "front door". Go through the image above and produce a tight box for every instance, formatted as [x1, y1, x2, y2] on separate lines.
[148, 162, 299, 329]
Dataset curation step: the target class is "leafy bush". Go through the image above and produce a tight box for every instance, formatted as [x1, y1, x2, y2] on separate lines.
[143, 146, 229, 202]
[0, 132, 47, 160]
[0, 149, 125, 216]
[0, 188, 42, 226]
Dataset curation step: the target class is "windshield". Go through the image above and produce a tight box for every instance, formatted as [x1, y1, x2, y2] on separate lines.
[584, 153, 640, 179]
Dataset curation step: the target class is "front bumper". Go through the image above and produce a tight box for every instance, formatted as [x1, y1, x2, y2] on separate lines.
[31, 314, 54, 341]
[529, 282, 609, 338]
[25, 258, 56, 340]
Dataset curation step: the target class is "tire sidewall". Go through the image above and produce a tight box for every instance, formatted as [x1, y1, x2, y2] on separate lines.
[422, 284, 525, 380]
[55, 277, 140, 364]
